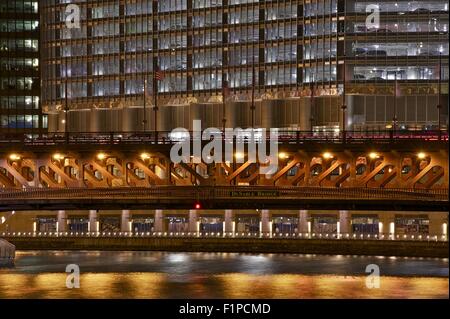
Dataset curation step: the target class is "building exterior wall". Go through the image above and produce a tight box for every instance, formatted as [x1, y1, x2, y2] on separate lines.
[40, 0, 449, 132]
[0, 0, 46, 134]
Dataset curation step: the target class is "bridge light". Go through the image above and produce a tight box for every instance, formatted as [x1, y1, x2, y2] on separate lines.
[53, 153, 63, 160]
[140, 152, 150, 160]
[322, 152, 333, 159]
[234, 152, 244, 160]
[417, 152, 426, 159]
[9, 153, 21, 161]
[278, 152, 289, 159]
[97, 153, 106, 160]
[369, 152, 379, 159]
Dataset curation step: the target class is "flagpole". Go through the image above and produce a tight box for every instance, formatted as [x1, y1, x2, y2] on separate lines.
[393, 71, 398, 135]
[153, 69, 158, 143]
[341, 55, 347, 143]
[222, 79, 227, 133]
[251, 65, 255, 129]
[143, 78, 147, 133]
[310, 81, 314, 135]
[437, 52, 442, 140]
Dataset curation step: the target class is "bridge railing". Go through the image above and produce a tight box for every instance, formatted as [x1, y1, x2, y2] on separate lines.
[0, 186, 447, 201]
[1, 230, 447, 242]
[0, 129, 448, 146]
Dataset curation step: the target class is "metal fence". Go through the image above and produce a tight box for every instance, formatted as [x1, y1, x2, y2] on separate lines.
[0, 130, 448, 147]
[0, 186, 447, 201]
[2, 230, 447, 242]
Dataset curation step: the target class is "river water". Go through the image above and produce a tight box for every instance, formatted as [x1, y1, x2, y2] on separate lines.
[0, 251, 448, 298]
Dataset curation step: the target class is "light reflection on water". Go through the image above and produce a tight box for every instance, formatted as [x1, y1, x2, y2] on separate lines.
[0, 251, 448, 299]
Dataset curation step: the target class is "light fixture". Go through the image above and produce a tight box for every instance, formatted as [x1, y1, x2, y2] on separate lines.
[53, 153, 63, 160]
[97, 153, 106, 160]
[417, 152, 426, 159]
[278, 152, 289, 159]
[9, 153, 21, 161]
[140, 152, 150, 160]
[322, 152, 333, 159]
[369, 152, 379, 159]
[234, 152, 244, 160]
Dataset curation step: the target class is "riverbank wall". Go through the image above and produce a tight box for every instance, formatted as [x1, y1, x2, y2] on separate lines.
[4, 237, 448, 258]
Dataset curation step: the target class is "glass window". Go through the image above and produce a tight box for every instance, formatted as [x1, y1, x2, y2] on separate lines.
[193, 50, 223, 68]
[91, 4, 119, 19]
[266, 4, 297, 20]
[229, 47, 258, 65]
[265, 67, 297, 85]
[193, 0, 222, 9]
[158, 0, 187, 12]
[92, 80, 119, 97]
[265, 24, 298, 40]
[125, 0, 152, 15]
[193, 72, 222, 90]
[266, 44, 297, 63]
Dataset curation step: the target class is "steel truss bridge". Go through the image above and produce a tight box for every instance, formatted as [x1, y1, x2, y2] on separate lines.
[0, 130, 448, 211]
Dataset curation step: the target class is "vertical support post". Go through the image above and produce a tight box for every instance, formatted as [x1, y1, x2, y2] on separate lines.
[154, 209, 164, 232]
[89, 210, 98, 233]
[57, 210, 66, 233]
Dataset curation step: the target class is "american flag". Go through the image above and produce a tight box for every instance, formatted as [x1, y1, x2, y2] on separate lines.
[154, 66, 165, 81]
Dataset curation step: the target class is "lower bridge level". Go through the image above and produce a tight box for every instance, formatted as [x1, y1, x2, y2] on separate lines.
[1, 209, 447, 242]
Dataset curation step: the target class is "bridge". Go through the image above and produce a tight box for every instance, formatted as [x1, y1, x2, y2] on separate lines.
[0, 186, 447, 211]
[0, 130, 448, 211]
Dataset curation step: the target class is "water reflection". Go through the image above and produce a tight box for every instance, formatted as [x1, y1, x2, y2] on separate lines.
[0, 251, 447, 299]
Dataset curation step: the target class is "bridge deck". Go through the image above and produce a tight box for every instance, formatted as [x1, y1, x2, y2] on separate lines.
[1, 186, 447, 211]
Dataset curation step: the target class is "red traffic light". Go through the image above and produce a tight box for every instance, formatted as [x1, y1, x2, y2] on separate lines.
[194, 203, 201, 209]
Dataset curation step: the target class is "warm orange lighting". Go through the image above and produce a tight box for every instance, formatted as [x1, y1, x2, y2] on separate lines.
[417, 152, 426, 159]
[234, 152, 244, 160]
[53, 153, 64, 160]
[140, 153, 150, 160]
[322, 152, 333, 159]
[97, 153, 106, 160]
[9, 154, 21, 161]
[278, 152, 289, 159]
[369, 152, 379, 159]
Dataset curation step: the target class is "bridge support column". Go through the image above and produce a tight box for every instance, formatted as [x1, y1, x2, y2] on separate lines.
[121, 210, 131, 233]
[89, 210, 98, 233]
[298, 210, 309, 234]
[261, 210, 271, 237]
[379, 213, 395, 239]
[224, 210, 234, 235]
[154, 210, 164, 232]
[189, 210, 199, 234]
[57, 210, 66, 233]
[338, 210, 351, 238]
[428, 213, 447, 239]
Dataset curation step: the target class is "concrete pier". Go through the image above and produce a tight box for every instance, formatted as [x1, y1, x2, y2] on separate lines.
[0, 239, 15, 266]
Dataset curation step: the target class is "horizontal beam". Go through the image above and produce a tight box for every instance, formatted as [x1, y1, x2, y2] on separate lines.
[0, 186, 447, 211]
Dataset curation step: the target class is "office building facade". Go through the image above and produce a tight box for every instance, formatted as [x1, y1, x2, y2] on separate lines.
[0, 0, 46, 134]
[40, 0, 449, 132]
